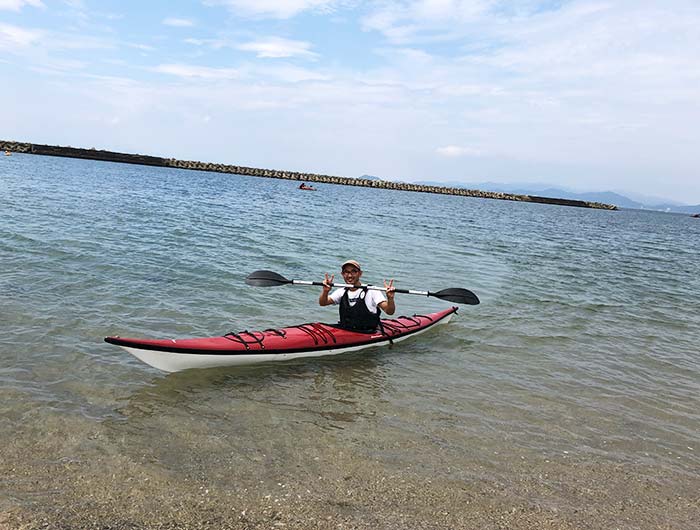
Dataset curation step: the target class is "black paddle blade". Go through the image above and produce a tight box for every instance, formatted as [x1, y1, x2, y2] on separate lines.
[431, 288, 480, 305]
[245, 270, 292, 287]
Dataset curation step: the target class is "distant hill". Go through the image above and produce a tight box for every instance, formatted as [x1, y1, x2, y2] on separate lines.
[414, 180, 700, 214]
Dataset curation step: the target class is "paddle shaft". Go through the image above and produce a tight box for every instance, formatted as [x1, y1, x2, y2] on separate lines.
[292, 280, 430, 297]
[245, 270, 479, 304]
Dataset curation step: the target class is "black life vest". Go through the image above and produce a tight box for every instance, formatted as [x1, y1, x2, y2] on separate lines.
[338, 287, 380, 333]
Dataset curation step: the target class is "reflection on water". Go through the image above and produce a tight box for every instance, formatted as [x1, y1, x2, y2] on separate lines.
[116, 353, 389, 432]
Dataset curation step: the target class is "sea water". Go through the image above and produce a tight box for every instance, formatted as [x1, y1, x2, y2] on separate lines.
[1, 153, 699, 524]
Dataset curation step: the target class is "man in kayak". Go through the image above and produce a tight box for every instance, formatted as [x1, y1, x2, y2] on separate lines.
[319, 260, 395, 332]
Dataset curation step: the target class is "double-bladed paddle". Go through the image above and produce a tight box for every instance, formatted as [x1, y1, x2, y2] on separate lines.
[245, 270, 480, 305]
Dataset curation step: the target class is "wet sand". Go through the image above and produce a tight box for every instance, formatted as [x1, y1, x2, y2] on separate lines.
[1, 412, 697, 530]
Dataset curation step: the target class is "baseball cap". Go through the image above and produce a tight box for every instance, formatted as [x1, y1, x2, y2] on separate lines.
[341, 260, 362, 271]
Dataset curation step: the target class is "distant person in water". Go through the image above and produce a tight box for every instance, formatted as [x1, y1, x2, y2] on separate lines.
[319, 260, 395, 332]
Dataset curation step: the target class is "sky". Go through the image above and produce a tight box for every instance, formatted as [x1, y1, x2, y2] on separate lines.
[1, 0, 699, 203]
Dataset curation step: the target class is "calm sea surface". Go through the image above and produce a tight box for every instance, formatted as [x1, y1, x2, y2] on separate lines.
[1, 154, 699, 524]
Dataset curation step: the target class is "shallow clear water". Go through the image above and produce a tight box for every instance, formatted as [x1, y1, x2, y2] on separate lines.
[1, 153, 699, 507]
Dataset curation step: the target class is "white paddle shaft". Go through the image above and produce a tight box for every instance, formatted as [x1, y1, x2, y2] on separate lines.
[292, 280, 429, 297]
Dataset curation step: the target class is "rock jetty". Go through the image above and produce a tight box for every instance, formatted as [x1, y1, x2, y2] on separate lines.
[0, 140, 617, 210]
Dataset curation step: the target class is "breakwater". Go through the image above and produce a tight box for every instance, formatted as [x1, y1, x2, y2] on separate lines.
[1, 140, 617, 210]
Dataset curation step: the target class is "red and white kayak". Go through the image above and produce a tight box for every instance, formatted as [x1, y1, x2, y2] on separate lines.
[105, 306, 458, 372]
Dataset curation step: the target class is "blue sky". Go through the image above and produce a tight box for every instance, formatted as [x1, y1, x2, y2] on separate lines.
[2, 0, 699, 203]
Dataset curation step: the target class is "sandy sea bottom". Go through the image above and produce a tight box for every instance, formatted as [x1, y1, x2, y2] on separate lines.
[1, 383, 698, 530]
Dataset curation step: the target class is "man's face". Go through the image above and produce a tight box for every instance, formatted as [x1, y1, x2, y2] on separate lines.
[341, 267, 362, 284]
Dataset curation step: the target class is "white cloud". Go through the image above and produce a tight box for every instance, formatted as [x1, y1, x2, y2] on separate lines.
[205, 0, 339, 19]
[128, 42, 156, 52]
[436, 145, 483, 157]
[1, 21, 115, 53]
[162, 17, 195, 27]
[153, 63, 240, 80]
[362, 0, 494, 43]
[0, 0, 44, 11]
[0, 23, 43, 48]
[184, 37, 227, 49]
[184, 35, 319, 59]
[50, 33, 115, 51]
[237, 37, 318, 59]
[28, 57, 88, 74]
[252, 64, 330, 82]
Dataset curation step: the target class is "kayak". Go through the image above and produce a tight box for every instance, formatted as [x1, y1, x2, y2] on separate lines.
[104, 306, 458, 372]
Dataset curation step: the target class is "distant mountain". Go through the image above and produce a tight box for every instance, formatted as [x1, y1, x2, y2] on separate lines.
[616, 190, 686, 207]
[414, 180, 700, 214]
[359, 174, 382, 181]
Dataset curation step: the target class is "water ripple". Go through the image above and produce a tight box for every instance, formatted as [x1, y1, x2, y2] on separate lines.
[1, 155, 699, 479]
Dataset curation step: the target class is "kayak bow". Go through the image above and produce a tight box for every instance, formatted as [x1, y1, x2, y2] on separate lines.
[105, 306, 457, 372]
